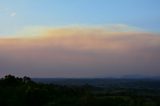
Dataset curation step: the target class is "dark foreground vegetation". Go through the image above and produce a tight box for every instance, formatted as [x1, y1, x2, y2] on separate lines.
[0, 75, 160, 106]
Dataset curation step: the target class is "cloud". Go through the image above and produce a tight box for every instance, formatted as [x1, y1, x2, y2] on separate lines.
[12, 24, 143, 38]
[0, 26, 160, 77]
[10, 12, 16, 17]
[0, 7, 16, 17]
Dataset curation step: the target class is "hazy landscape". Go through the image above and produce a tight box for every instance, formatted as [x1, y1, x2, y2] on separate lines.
[1, 75, 160, 106]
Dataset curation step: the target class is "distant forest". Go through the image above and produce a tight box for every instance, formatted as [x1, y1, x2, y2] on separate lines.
[0, 75, 160, 106]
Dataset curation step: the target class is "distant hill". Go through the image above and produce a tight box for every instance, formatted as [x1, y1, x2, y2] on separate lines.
[121, 74, 160, 79]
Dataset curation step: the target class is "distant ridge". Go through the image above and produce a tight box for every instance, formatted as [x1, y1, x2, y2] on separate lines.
[121, 74, 160, 80]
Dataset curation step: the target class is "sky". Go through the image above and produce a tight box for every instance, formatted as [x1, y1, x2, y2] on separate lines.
[0, 0, 160, 77]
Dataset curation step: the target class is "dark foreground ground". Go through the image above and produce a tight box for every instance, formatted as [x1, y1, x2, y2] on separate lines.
[0, 75, 160, 106]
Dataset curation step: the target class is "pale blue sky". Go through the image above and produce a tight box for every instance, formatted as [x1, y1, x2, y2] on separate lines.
[0, 0, 160, 36]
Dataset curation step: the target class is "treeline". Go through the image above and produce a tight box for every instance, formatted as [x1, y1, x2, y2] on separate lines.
[0, 75, 160, 106]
